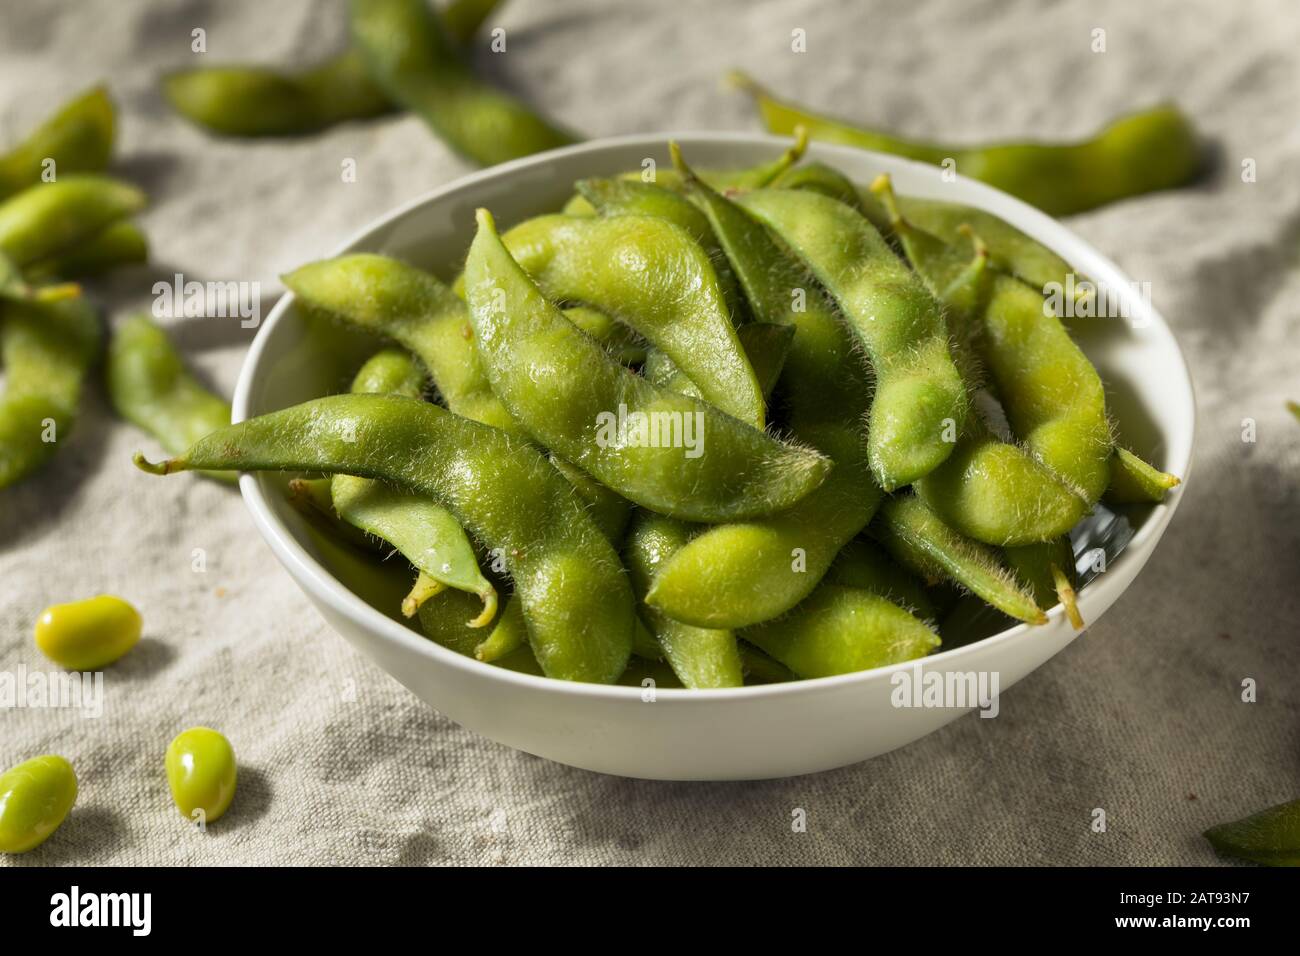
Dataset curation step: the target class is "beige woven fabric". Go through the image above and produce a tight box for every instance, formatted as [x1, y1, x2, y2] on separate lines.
[2, 0, 1298, 866]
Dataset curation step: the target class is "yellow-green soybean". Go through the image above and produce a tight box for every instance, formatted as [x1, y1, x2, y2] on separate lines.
[165, 727, 237, 824]
[0, 755, 78, 853]
[34, 594, 142, 670]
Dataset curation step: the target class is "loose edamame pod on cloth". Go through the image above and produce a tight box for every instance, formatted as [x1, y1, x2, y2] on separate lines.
[0, 175, 146, 268]
[106, 315, 236, 484]
[496, 213, 764, 426]
[350, 0, 576, 166]
[135, 393, 634, 683]
[0, 86, 115, 201]
[163, 0, 501, 137]
[0, 755, 78, 853]
[730, 71, 1201, 216]
[625, 511, 745, 689]
[463, 208, 832, 522]
[645, 147, 882, 628]
[0, 297, 101, 489]
[283, 253, 519, 434]
[1203, 796, 1300, 867]
[738, 187, 968, 489]
[330, 349, 496, 622]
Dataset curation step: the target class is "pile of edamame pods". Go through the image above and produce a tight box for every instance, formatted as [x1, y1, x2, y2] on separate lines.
[135, 137, 1181, 688]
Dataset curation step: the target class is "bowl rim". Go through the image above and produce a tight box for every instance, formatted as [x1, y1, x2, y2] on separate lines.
[233, 130, 1197, 702]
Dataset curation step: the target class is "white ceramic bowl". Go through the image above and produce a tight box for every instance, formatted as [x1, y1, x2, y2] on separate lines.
[233, 133, 1195, 780]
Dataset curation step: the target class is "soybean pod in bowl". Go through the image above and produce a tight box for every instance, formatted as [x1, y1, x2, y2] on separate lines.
[227, 133, 1194, 780]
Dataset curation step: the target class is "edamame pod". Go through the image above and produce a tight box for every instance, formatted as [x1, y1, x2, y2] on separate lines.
[24, 219, 148, 280]
[575, 177, 748, 315]
[1204, 797, 1300, 867]
[350, 0, 575, 166]
[0, 86, 115, 200]
[738, 188, 968, 489]
[742, 583, 939, 679]
[1105, 447, 1180, 504]
[0, 176, 145, 267]
[0, 755, 78, 853]
[0, 251, 79, 306]
[106, 315, 235, 484]
[283, 253, 519, 433]
[0, 297, 101, 488]
[872, 495, 1046, 625]
[164, 0, 501, 136]
[34, 595, 142, 670]
[330, 349, 496, 623]
[165, 51, 393, 137]
[625, 511, 744, 689]
[731, 71, 1200, 216]
[497, 214, 764, 426]
[135, 393, 635, 683]
[463, 208, 832, 523]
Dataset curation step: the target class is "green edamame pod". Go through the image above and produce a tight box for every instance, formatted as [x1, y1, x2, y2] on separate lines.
[463, 208, 832, 523]
[0, 176, 145, 268]
[350, 0, 575, 166]
[0, 86, 115, 201]
[283, 254, 519, 434]
[872, 495, 1046, 625]
[0, 252, 79, 307]
[135, 393, 634, 684]
[731, 71, 1200, 216]
[330, 349, 497, 623]
[574, 177, 747, 315]
[164, 0, 502, 137]
[287, 477, 381, 553]
[164, 50, 393, 138]
[1005, 536, 1083, 629]
[742, 583, 939, 679]
[738, 188, 968, 489]
[497, 214, 764, 426]
[1104, 447, 1180, 504]
[829, 539, 937, 622]
[23, 219, 148, 281]
[0, 297, 100, 488]
[1204, 797, 1300, 867]
[106, 315, 236, 484]
[625, 511, 744, 689]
